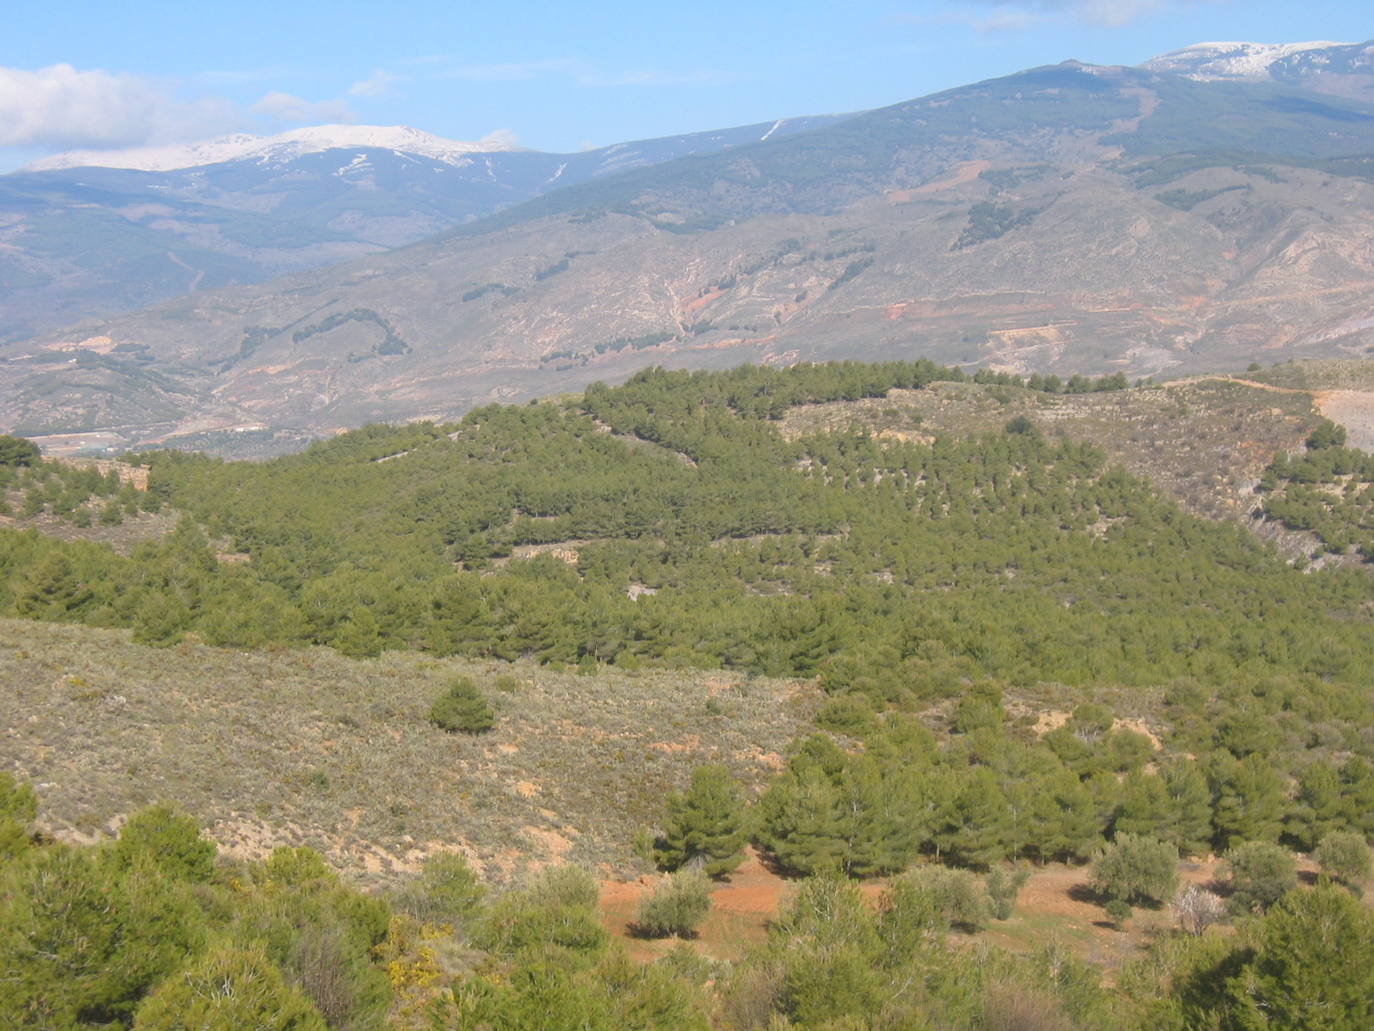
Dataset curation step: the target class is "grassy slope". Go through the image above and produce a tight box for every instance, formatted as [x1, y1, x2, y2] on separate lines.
[0, 618, 816, 885]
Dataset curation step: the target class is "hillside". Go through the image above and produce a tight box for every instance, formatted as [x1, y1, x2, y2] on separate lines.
[7, 58, 1374, 452]
[7, 360, 1374, 1027]
[0, 618, 813, 880]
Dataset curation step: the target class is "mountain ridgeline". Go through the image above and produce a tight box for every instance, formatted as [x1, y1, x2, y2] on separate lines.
[6, 51, 1374, 453]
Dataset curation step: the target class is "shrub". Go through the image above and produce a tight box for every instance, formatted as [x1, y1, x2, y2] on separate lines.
[0, 773, 37, 859]
[132, 942, 326, 1030]
[1222, 841, 1297, 914]
[429, 677, 495, 734]
[1104, 899, 1132, 929]
[986, 865, 1031, 920]
[393, 851, 485, 927]
[1315, 831, 1371, 892]
[635, 870, 712, 938]
[264, 846, 336, 888]
[475, 865, 607, 956]
[889, 865, 990, 932]
[1172, 884, 1224, 935]
[1090, 834, 1177, 906]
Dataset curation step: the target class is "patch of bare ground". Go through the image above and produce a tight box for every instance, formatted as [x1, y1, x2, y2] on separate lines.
[600, 850, 1233, 972]
[1313, 389, 1374, 452]
[0, 501, 179, 555]
[600, 848, 795, 963]
[0, 619, 817, 888]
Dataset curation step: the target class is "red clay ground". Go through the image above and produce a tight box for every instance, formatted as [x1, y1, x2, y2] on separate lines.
[599, 851, 1234, 968]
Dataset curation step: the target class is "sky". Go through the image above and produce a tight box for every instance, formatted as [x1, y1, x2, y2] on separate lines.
[2, 0, 1370, 170]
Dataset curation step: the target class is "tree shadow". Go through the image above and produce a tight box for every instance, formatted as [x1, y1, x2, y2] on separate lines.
[1067, 882, 1103, 905]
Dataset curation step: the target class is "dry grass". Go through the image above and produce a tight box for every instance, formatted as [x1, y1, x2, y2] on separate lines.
[0, 619, 817, 887]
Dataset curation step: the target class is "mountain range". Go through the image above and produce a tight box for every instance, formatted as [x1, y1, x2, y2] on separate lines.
[0, 115, 845, 343]
[4, 40, 1374, 454]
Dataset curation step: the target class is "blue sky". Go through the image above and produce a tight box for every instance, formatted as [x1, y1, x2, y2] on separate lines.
[2, 0, 1369, 169]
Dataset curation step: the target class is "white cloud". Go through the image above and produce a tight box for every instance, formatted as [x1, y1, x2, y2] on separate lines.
[479, 128, 520, 148]
[0, 63, 241, 149]
[348, 69, 399, 97]
[251, 91, 354, 124]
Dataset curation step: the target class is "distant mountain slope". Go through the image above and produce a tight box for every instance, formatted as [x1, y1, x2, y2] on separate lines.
[0, 115, 848, 341]
[7, 55, 1374, 453]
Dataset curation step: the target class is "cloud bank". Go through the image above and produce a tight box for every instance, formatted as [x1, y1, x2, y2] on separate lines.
[0, 64, 241, 149]
[0, 63, 363, 155]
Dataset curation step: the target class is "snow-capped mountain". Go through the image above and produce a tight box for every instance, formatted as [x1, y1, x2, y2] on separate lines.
[26, 124, 523, 173]
[1144, 41, 1349, 80]
[0, 113, 849, 342]
[1144, 40, 1374, 103]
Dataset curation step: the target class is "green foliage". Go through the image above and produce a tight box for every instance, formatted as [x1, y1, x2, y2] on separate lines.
[476, 866, 608, 958]
[393, 850, 486, 927]
[0, 434, 40, 467]
[1223, 841, 1298, 914]
[0, 787, 396, 1031]
[954, 200, 1042, 249]
[0, 773, 37, 861]
[896, 865, 992, 932]
[435, 950, 712, 1031]
[634, 870, 712, 938]
[1222, 885, 1374, 1031]
[132, 942, 326, 1030]
[110, 804, 216, 882]
[1209, 754, 1287, 851]
[1314, 831, 1370, 892]
[1165, 890, 1374, 1031]
[4, 362, 1373, 705]
[0, 844, 208, 1027]
[986, 865, 1031, 920]
[1255, 433, 1374, 559]
[1305, 418, 1347, 451]
[1105, 898, 1133, 928]
[653, 764, 750, 877]
[1090, 833, 1178, 906]
[264, 845, 336, 887]
[430, 676, 495, 734]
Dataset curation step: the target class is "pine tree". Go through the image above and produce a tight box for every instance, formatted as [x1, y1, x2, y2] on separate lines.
[429, 677, 495, 734]
[654, 764, 750, 878]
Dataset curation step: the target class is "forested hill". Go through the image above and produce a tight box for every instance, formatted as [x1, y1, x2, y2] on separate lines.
[9, 360, 1374, 1029]
[2, 360, 1372, 694]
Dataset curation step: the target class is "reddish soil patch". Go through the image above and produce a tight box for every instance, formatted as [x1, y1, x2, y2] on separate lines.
[600, 849, 795, 962]
[886, 161, 991, 203]
[600, 854, 1236, 970]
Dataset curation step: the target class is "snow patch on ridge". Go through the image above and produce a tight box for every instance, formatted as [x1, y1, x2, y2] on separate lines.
[27, 125, 523, 173]
[1145, 41, 1350, 81]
